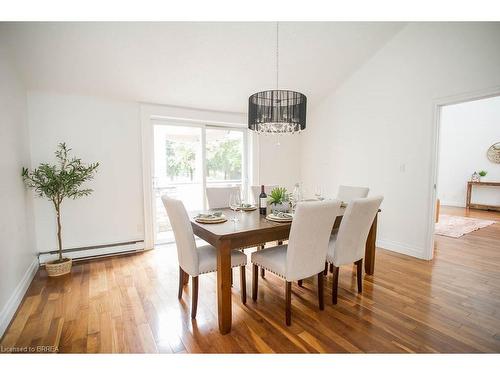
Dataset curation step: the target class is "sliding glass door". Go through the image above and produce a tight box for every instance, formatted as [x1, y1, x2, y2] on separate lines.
[153, 122, 247, 245]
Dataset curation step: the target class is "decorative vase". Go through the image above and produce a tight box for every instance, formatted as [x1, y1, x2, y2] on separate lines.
[45, 258, 72, 277]
[270, 202, 290, 214]
[471, 172, 480, 182]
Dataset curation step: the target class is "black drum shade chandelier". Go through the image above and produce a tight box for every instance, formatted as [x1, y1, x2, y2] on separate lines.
[248, 23, 307, 135]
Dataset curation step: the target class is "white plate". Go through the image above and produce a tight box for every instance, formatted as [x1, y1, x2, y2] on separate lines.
[266, 213, 293, 222]
[240, 205, 257, 211]
[194, 214, 227, 224]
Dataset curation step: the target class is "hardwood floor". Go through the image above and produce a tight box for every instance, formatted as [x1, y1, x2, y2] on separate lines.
[1, 206, 500, 353]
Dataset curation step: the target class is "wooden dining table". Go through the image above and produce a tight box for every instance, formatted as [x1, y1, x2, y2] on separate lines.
[190, 206, 380, 334]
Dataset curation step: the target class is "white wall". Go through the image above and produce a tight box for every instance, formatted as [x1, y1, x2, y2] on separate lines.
[27, 92, 144, 252]
[257, 134, 301, 192]
[300, 23, 500, 259]
[438, 96, 500, 207]
[0, 45, 37, 336]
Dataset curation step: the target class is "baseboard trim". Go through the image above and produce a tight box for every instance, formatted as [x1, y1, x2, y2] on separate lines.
[440, 201, 465, 208]
[376, 238, 427, 260]
[38, 241, 145, 264]
[0, 257, 39, 338]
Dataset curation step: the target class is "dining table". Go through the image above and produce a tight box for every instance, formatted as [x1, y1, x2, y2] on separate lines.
[190, 205, 380, 334]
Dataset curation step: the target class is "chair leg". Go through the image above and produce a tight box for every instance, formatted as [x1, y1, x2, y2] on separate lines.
[178, 267, 184, 299]
[324, 262, 328, 276]
[298, 279, 303, 287]
[191, 276, 199, 319]
[332, 266, 339, 304]
[240, 266, 247, 304]
[252, 264, 258, 301]
[257, 244, 266, 279]
[317, 272, 324, 310]
[355, 259, 363, 293]
[285, 281, 292, 326]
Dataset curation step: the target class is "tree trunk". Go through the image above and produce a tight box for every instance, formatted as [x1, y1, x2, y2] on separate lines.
[55, 203, 63, 260]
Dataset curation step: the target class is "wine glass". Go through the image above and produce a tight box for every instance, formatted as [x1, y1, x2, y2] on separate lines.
[229, 192, 241, 222]
[314, 186, 323, 201]
[236, 194, 243, 221]
[291, 183, 302, 213]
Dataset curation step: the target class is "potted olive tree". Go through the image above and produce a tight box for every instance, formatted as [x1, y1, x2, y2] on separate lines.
[22, 143, 99, 276]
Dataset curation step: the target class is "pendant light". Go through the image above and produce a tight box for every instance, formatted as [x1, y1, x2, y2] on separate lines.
[248, 22, 307, 134]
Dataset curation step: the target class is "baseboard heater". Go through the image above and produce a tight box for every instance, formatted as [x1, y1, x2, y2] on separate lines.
[38, 240, 145, 265]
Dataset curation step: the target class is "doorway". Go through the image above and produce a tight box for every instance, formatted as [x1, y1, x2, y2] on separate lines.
[152, 121, 248, 245]
[432, 93, 500, 251]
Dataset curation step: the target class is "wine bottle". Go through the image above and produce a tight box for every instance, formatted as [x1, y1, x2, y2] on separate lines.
[259, 185, 267, 215]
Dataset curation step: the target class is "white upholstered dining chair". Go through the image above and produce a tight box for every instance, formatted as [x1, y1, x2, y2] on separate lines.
[206, 186, 241, 209]
[251, 200, 341, 325]
[326, 185, 371, 275]
[161, 196, 248, 319]
[337, 185, 370, 202]
[326, 196, 383, 304]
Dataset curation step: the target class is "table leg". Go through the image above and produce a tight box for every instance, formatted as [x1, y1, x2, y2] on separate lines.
[364, 213, 378, 275]
[216, 239, 232, 334]
[466, 183, 471, 210]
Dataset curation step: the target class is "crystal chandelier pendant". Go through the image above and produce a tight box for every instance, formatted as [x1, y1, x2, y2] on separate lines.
[248, 23, 307, 135]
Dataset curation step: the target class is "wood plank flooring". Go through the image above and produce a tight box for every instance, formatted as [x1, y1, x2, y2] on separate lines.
[1, 206, 500, 353]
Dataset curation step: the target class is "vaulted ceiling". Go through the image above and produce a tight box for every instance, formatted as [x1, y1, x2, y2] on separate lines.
[0, 22, 405, 112]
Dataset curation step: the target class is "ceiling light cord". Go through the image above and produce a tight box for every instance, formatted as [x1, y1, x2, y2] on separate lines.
[275, 22, 280, 146]
[276, 21, 279, 90]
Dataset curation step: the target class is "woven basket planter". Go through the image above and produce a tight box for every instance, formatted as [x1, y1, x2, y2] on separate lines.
[45, 258, 72, 277]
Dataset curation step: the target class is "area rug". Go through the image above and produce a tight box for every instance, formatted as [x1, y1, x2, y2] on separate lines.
[435, 214, 496, 238]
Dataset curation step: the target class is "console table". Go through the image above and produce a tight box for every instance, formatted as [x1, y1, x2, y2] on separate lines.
[466, 181, 500, 211]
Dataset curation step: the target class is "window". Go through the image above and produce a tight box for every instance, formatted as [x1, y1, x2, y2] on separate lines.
[206, 126, 244, 189]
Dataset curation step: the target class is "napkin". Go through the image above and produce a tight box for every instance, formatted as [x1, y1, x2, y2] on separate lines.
[274, 212, 293, 219]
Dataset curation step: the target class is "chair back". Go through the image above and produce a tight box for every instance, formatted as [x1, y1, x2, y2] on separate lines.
[161, 196, 199, 275]
[251, 185, 278, 205]
[337, 185, 369, 202]
[332, 196, 383, 266]
[206, 186, 241, 209]
[286, 200, 341, 281]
